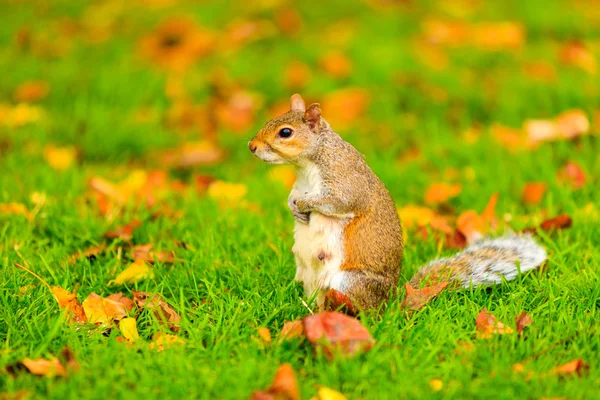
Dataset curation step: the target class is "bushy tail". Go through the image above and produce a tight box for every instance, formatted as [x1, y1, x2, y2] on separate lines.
[409, 235, 547, 288]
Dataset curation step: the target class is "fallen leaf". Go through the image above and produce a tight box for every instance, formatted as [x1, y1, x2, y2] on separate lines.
[552, 359, 589, 377]
[0, 103, 44, 127]
[103, 219, 142, 241]
[320, 51, 352, 79]
[0, 203, 32, 221]
[525, 110, 590, 144]
[522, 182, 547, 205]
[257, 327, 272, 344]
[558, 161, 587, 189]
[0, 389, 30, 400]
[149, 332, 186, 352]
[251, 364, 300, 400]
[275, 7, 303, 36]
[21, 358, 66, 377]
[107, 260, 154, 286]
[82, 292, 129, 324]
[491, 123, 530, 151]
[397, 205, 437, 229]
[119, 318, 140, 342]
[558, 41, 597, 74]
[284, 61, 311, 89]
[422, 20, 524, 50]
[515, 312, 533, 334]
[456, 193, 498, 243]
[321, 88, 370, 129]
[401, 282, 449, 310]
[269, 166, 296, 189]
[106, 293, 135, 311]
[14, 80, 50, 102]
[279, 320, 304, 341]
[476, 308, 514, 339]
[429, 379, 443, 392]
[130, 244, 176, 264]
[424, 182, 462, 205]
[324, 289, 358, 316]
[43, 145, 76, 171]
[539, 214, 573, 231]
[303, 312, 374, 359]
[310, 387, 347, 400]
[132, 291, 180, 332]
[50, 286, 87, 323]
[208, 180, 247, 207]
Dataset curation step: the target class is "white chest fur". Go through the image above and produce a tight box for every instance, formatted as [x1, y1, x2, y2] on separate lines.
[291, 163, 350, 305]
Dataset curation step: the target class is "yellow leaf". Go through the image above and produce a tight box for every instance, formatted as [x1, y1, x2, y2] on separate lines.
[82, 292, 128, 324]
[149, 333, 186, 352]
[397, 205, 436, 229]
[429, 379, 443, 391]
[310, 387, 347, 400]
[0, 203, 32, 220]
[108, 260, 154, 286]
[119, 318, 140, 342]
[269, 166, 296, 189]
[207, 181, 247, 207]
[43, 145, 76, 171]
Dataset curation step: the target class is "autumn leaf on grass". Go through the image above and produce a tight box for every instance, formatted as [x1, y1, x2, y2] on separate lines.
[0, 203, 32, 221]
[103, 219, 142, 241]
[424, 183, 462, 205]
[525, 110, 590, 145]
[131, 244, 176, 264]
[159, 141, 225, 169]
[21, 347, 78, 378]
[82, 292, 131, 324]
[69, 244, 106, 264]
[524, 214, 573, 234]
[558, 161, 587, 189]
[552, 359, 589, 377]
[256, 327, 272, 345]
[324, 289, 358, 316]
[321, 88, 370, 129]
[310, 387, 347, 400]
[14, 80, 50, 102]
[119, 318, 140, 342]
[401, 282, 449, 310]
[0, 103, 44, 127]
[149, 332, 186, 352]
[522, 182, 547, 205]
[251, 364, 300, 400]
[279, 320, 304, 341]
[107, 260, 154, 286]
[515, 312, 533, 334]
[269, 166, 296, 190]
[43, 145, 77, 171]
[50, 287, 87, 324]
[476, 309, 513, 339]
[208, 180, 248, 208]
[303, 312, 374, 359]
[456, 193, 498, 244]
[320, 51, 352, 79]
[132, 291, 180, 332]
[558, 40, 597, 74]
[284, 61, 312, 90]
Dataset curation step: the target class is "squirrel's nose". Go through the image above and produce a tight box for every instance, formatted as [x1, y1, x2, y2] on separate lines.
[248, 141, 257, 153]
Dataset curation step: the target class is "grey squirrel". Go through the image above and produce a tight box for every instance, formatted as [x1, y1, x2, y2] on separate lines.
[248, 93, 547, 311]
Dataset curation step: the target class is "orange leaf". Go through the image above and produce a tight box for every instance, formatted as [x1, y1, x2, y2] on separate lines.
[149, 332, 186, 352]
[456, 193, 498, 243]
[104, 219, 141, 241]
[132, 291, 180, 332]
[284, 61, 311, 90]
[558, 161, 587, 189]
[251, 364, 300, 400]
[13, 80, 50, 103]
[82, 292, 129, 324]
[50, 286, 87, 324]
[303, 312, 374, 359]
[553, 359, 589, 377]
[280, 320, 304, 341]
[515, 312, 533, 334]
[321, 88, 370, 129]
[21, 358, 66, 377]
[130, 244, 176, 264]
[256, 327, 272, 344]
[320, 51, 353, 79]
[401, 282, 449, 310]
[424, 182, 462, 205]
[558, 41, 597, 74]
[522, 182, 547, 205]
[540, 214, 572, 231]
[475, 308, 513, 339]
[324, 289, 358, 316]
[0, 203, 32, 221]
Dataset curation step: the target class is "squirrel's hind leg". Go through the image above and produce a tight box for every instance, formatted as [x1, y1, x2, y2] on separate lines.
[330, 270, 396, 311]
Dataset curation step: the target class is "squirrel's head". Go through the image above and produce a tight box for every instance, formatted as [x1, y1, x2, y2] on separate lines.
[248, 94, 322, 165]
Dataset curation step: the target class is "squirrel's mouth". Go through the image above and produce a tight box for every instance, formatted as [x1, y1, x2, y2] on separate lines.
[253, 148, 287, 165]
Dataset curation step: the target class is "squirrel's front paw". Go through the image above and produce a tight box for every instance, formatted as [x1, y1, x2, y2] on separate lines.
[288, 196, 310, 224]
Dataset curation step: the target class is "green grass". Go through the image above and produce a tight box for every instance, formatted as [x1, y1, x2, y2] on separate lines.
[1, 0, 599, 399]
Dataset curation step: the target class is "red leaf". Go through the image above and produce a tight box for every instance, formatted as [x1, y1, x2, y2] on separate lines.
[522, 182, 547, 205]
[324, 288, 358, 316]
[475, 308, 514, 339]
[553, 359, 589, 377]
[515, 312, 533, 334]
[401, 282, 449, 310]
[251, 364, 300, 400]
[540, 214, 572, 231]
[104, 219, 142, 241]
[303, 312, 374, 359]
[558, 161, 587, 189]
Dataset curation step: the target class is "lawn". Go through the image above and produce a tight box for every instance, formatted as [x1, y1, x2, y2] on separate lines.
[1, 0, 599, 399]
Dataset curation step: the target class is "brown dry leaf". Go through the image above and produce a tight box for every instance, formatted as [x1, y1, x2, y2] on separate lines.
[138, 17, 215, 72]
[522, 182, 547, 205]
[131, 244, 176, 264]
[552, 359, 589, 377]
[106, 293, 135, 311]
[251, 364, 300, 400]
[119, 317, 140, 342]
[132, 291, 180, 332]
[284, 61, 311, 89]
[256, 327, 272, 344]
[50, 286, 87, 324]
[515, 312, 533, 334]
[424, 182, 462, 205]
[310, 387, 347, 400]
[160, 141, 225, 168]
[149, 332, 186, 352]
[0, 203, 32, 221]
[107, 260, 154, 286]
[558, 161, 587, 189]
[401, 282, 449, 310]
[475, 308, 514, 339]
[320, 51, 352, 79]
[558, 41, 597, 74]
[321, 88, 370, 129]
[324, 289, 358, 316]
[14, 80, 50, 103]
[82, 292, 129, 324]
[540, 214, 573, 231]
[104, 219, 141, 241]
[43, 145, 76, 171]
[280, 320, 304, 341]
[69, 244, 106, 264]
[194, 174, 216, 195]
[303, 312, 374, 359]
[21, 358, 66, 377]
[456, 193, 498, 243]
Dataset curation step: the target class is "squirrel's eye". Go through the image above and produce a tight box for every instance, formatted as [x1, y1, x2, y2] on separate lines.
[278, 128, 293, 138]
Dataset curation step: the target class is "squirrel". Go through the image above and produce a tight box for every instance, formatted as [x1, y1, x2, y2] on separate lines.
[248, 93, 547, 311]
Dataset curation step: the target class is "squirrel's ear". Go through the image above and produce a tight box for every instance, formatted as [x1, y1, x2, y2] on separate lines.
[290, 93, 306, 112]
[304, 103, 321, 131]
